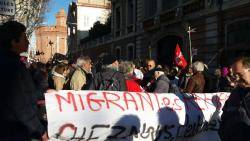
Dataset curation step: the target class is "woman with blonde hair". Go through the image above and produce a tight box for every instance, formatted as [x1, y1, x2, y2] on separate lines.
[52, 64, 69, 90]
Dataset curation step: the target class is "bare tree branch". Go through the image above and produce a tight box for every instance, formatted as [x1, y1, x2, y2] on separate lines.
[0, 0, 51, 37]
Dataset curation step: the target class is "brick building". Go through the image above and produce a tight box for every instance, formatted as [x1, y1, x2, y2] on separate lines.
[80, 0, 250, 68]
[35, 9, 67, 63]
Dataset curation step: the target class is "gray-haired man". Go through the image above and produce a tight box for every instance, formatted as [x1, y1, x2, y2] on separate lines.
[70, 56, 93, 90]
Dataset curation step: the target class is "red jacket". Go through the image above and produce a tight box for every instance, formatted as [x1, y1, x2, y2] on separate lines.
[126, 79, 144, 92]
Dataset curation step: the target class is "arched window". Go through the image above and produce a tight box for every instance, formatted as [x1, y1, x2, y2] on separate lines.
[127, 0, 134, 25]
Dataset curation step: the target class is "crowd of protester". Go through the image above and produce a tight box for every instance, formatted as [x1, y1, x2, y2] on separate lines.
[43, 57, 242, 94]
[25, 51, 250, 141]
[0, 21, 249, 141]
[30, 56, 241, 94]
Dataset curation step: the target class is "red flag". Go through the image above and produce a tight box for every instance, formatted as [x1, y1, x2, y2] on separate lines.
[174, 44, 187, 69]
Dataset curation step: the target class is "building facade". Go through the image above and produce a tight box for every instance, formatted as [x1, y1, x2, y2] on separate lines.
[67, 0, 111, 61]
[35, 9, 67, 63]
[80, 0, 250, 68]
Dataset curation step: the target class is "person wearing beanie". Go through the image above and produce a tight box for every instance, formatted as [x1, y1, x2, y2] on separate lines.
[153, 67, 170, 93]
[90, 54, 127, 91]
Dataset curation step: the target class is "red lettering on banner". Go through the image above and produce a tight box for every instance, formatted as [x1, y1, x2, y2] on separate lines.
[103, 92, 125, 111]
[162, 97, 170, 106]
[173, 98, 182, 110]
[193, 94, 205, 110]
[86, 92, 104, 111]
[55, 92, 78, 112]
[136, 92, 154, 111]
[78, 94, 85, 110]
[123, 92, 138, 110]
[202, 93, 209, 109]
[162, 97, 173, 111]
[218, 93, 223, 101]
[218, 92, 229, 102]
[153, 93, 161, 111]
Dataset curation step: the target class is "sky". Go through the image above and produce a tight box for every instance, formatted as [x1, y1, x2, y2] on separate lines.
[44, 0, 74, 25]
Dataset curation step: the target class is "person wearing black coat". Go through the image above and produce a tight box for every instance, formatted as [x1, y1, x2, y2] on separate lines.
[0, 21, 48, 141]
[219, 57, 250, 141]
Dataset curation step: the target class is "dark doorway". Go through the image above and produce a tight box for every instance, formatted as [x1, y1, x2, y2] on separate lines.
[157, 35, 184, 67]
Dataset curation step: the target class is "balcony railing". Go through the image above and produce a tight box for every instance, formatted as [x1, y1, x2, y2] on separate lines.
[143, 17, 155, 30]
[80, 34, 112, 49]
[143, 0, 206, 30]
[182, 0, 205, 15]
[160, 9, 177, 23]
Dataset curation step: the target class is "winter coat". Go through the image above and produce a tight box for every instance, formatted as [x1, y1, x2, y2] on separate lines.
[0, 51, 45, 140]
[141, 69, 156, 92]
[70, 67, 92, 90]
[125, 75, 144, 92]
[52, 71, 66, 90]
[219, 87, 250, 141]
[154, 74, 170, 93]
[185, 72, 205, 93]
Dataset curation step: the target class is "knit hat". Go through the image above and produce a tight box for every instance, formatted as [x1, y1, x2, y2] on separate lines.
[154, 67, 165, 72]
[101, 54, 117, 65]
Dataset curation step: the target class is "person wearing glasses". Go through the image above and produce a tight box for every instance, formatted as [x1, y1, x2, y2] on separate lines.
[219, 57, 250, 141]
[0, 21, 48, 141]
[70, 56, 93, 90]
[141, 59, 157, 92]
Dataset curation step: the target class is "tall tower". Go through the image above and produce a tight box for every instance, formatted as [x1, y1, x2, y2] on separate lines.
[35, 9, 68, 63]
[56, 9, 66, 27]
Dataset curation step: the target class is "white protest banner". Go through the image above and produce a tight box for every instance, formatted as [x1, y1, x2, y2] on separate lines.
[0, 0, 15, 16]
[45, 91, 230, 141]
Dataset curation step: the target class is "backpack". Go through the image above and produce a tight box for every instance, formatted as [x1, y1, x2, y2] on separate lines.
[98, 71, 120, 91]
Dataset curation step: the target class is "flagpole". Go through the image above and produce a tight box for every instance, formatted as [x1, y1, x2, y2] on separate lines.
[148, 45, 152, 59]
[188, 26, 193, 65]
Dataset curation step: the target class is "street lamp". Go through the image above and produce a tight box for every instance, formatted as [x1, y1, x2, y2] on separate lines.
[49, 40, 54, 59]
